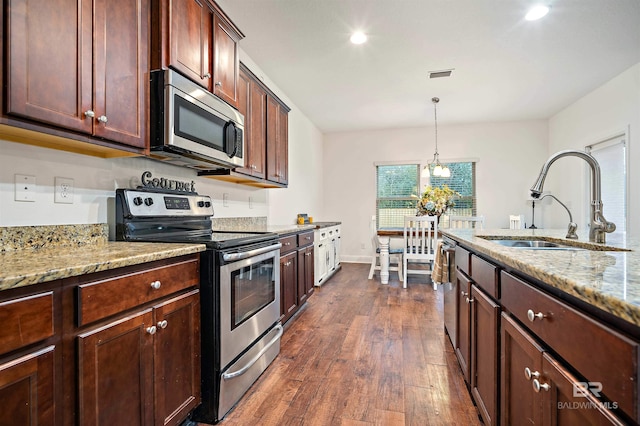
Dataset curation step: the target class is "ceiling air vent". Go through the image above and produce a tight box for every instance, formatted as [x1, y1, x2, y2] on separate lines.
[429, 69, 453, 79]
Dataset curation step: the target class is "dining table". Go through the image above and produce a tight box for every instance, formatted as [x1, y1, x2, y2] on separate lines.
[376, 228, 404, 284]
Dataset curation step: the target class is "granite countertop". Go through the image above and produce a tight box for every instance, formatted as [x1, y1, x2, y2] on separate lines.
[441, 228, 640, 328]
[0, 224, 206, 292]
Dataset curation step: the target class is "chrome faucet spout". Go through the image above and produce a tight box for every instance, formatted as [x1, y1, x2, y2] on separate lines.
[539, 194, 578, 239]
[529, 149, 616, 243]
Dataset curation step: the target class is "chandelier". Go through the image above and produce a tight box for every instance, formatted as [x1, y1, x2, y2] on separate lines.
[422, 97, 451, 178]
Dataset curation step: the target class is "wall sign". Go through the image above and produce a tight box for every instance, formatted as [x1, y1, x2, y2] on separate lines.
[140, 171, 196, 193]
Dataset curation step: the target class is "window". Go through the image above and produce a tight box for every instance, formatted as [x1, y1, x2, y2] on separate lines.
[375, 161, 477, 229]
[430, 162, 477, 227]
[586, 135, 626, 233]
[375, 164, 419, 228]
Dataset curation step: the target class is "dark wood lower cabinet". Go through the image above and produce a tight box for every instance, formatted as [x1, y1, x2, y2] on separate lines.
[0, 345, 56, 426]
[455, 269, 472, 384]
[280, 251, 298, 324]
[297, 245, 314, 305]
[471, 285, 499, 426]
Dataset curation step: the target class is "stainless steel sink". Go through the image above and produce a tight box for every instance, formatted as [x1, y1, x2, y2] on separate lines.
[488, 239, 583, 250]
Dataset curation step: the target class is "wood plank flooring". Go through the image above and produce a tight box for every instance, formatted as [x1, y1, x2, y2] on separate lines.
[216, 263, 482, 425]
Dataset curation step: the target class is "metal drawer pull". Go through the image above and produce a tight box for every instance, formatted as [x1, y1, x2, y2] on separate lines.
[527, 309, 545, 322]
[461, 291, 468, 297]
[84, 110, 95, 118]
[215, 81, 222, 87]
[204, 72, 211, 78]
[146, 326, 157, 335]
[305, 252, 312, 256]
[285, 261, 292, 266]
[97, 115, 108, 123]
[157, 320, 168, 329]
[466, 296, 474, 304]
[150, 280, 161, 290]
[222, 324, 284, 380]
[532, 378, 550, 392]
[524, 367, 540, 381]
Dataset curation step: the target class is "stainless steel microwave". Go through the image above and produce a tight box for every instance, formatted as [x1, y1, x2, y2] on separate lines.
[149, 68, 244, 170]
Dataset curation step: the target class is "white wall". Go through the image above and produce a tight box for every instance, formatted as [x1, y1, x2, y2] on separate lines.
[546, 62, 640, 237]
[323, 120, 549, 262]
[0, 50, 324, 228]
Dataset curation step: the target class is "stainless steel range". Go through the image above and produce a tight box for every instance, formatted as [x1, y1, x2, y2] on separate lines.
[114, 188, 282, 424]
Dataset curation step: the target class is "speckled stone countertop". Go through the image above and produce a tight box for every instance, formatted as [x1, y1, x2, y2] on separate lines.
[0, 224, 206, 292]
[441, 228, 640, 328]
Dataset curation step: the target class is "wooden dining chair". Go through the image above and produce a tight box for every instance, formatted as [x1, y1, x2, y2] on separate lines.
[403, 215, 438, 289]
[509, 214, 525, 229]
[368, 216, 403, 282]
[448, 215, 485, 230]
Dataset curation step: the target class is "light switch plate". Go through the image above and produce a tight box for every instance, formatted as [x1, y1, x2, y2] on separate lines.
[15, 174, 36, 202]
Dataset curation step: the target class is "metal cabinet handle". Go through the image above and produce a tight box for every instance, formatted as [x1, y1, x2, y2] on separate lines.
[204, 72, 211, 79]
[84, 110, 95, 118]
[146, 326, 157, 335]
[532, 378, 550, 392]
[215, 81, 222, 87]
[97, 115, 108, 123]
[527, 309, 545, 322]
[461, 291, 468, 297]
[524, 367, 540, 381]
[150, 280, 161, 290]
[466, 297, 474, 304]
[284, 242, 291, 246]
[284, 261, 292, 266]
[157, 320, 168, 329]
[305, 252, 312, 257]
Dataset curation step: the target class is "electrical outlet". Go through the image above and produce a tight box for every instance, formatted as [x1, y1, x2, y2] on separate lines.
[15, 174, 36, 202]
[223, 193, 229, 207]
[54, 177, 74, 204]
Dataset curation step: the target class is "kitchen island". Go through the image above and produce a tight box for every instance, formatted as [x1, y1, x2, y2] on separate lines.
[441, 227, 639, 425]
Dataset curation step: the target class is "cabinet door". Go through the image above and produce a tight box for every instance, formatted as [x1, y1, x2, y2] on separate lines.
[501, 313, 544, 426]
[266, 96, 280, 183]
[540, 353, 624, 425]
[316, 242, 328, 285]
[455, 270, 471, 384]
[236, 68, 267, 178]
[280, 252, 298, 323]
[471, 285, 500, 426]
[212, 13, 240, 107]
[93, 0, 148, 148]
[169, 0, 212, 88]
[276, 106, 289, 184]
[297, 249, 308, 305]
[154, 290, 201, 426]
[304, 246, 315, 298]
[7, 0, 92, 133]
[0, 346, 56, 426]
[78, 309, 154, 426]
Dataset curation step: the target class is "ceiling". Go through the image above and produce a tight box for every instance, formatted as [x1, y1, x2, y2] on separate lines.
[215, 0, 640, 133]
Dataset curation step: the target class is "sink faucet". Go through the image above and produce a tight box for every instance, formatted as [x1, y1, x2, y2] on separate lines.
[538, 193, 578, 239]
[530, 149, 616, 243]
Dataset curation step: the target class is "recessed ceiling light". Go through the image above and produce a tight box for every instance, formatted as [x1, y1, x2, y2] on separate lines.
[525, 4, 550, 21]
[350, 32, 367, 45]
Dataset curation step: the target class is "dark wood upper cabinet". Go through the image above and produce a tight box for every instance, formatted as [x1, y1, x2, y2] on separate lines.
[6, 0, 148, 149]
[212, 12, 240, 107]
[236, 66, 267, 178]
[154, 0, 243, 107]
[266, 95, 289, 185]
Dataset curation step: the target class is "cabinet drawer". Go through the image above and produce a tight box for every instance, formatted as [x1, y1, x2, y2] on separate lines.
[455, 245, 471, 275]
[279, 235, 298, 254]
[298, 231, 314, 247]
[501, 271, 639, 419]
[471, 255, 499, 299]
[77, 257, 199, 326]
[0, 292, 55, 356]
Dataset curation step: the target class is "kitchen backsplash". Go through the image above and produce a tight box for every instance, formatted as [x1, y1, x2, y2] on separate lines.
[212, 217, 267, 230]
[0, 224, 108, 252]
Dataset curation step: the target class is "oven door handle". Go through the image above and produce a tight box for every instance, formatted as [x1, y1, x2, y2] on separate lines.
[222, 324, 284, 380]
[222, 242, 283, 262]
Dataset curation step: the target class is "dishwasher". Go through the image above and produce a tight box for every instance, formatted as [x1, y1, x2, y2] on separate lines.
[441, 236, 458, 348]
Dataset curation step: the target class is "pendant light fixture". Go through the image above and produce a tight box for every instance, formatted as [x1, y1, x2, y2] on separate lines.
[422, 97, 451, 178]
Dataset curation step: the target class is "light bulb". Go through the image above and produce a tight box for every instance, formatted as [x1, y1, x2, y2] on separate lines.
[441, 166, 451, 178]
[433, 165, 443, 176]
[421, 166, 430, 178]
[350, 32, 367, 44]
[525, 5, 550, 21]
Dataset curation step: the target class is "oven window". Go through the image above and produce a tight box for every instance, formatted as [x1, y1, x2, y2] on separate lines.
[174, 94, 226, 151]
[230, 258, 276, 330]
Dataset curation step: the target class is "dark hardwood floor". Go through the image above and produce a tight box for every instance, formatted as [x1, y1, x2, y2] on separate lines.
[216, 263, 481, 425]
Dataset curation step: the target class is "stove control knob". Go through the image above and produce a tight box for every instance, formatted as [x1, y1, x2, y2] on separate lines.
[133, 196, 143, 206]
[144, 197, 154, 206]
[197, 201, 205, 207]
[204, 201, 211, 208]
